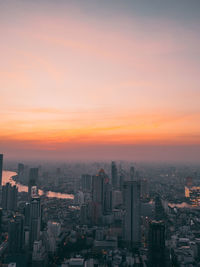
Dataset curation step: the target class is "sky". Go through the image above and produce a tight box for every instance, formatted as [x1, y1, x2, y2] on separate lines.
[1, 0, 200, 162]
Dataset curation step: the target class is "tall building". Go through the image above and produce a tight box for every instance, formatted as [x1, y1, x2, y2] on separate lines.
[155, 195, 165, 220]
[130, 166, 135, 181]
[103, 183, 112, 213]
[92, 169, 106, 205]
[148, 220, 165, 267]
[8, 214, 24, 253]
[2, 183, 18, 211]
[28, 168, 39, 199]
[0, 154, 3, 186]
[123, 181, 141, 248]
[91, 169, 107, 223]
[30, 196, 41, 248]
[81, 174, 92, 192]
[111, 161, 118, 188]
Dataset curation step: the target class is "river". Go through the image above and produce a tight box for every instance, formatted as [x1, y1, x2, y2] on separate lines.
[2, 170, 74, 200]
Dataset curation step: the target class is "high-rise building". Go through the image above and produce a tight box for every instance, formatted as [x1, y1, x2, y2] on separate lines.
[155, 195, 165, 220]
[123, 181, 141, 248]
[0, 154, 3, 186]
[28, 168, 39, 199]
[148, 220, 165, 267]
[2, 183, 18, 211]
[30, 196, 41, 248]
[111, 161, 118, 188]
[92, 169, 105, 205]
[81, 174, 92, 192]
[130, 166, 135, 181]
[24, 202, 30, 227]
[91, 169, 107, 223]
[103, 183, 112, 213]
[8, 214, 24, 253]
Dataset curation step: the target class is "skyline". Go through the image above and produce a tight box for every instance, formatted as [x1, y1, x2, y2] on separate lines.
[1, 0, 200, 161]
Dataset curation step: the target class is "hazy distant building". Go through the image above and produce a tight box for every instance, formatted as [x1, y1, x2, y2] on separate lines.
[111, 161, 118, 188]
[140, 179, 149, 199]
[130, 166, 135, 181]
[0, 154, 3, 186]
[123, 181, 141, 248]
[81, 174, 92, 192]
[148, 220, 165, 267]
[28, 168, 39, 199]
[2, 183, 18, 211]
[18, 163, 25, 176]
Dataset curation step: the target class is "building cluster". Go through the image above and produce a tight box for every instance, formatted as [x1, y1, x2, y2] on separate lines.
[1, 154, 200, 266]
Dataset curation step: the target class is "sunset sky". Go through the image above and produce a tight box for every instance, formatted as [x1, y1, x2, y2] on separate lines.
[1, 0, 200, 161]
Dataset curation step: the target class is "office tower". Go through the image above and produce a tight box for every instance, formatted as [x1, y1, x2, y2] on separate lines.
[130, 166, 135, 181]
[0, 154, 3, 186]
[123, 181, 141, 248]
[24, 202, 30, 227]
[28, 168, 39, 199]
[81, 174, 92, 192]
[30, 196, 41, 248]
[92, 169, 106, 204]
[80, 204, 89, 225]
[18, 163, 24, 176]
[155, 195, 165, 221]
[8, 214, 24, 253]
[103, 183, 112, 213]
[91, 169, 107, 224]
[111, 161, 118, 188]
[2, 183, 18, 211]
[148, 220, 165, 267]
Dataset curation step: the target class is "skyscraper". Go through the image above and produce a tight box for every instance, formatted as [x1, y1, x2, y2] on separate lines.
[8, 214, 24, 253]
[30, 196, 41, 248]
[148, 220, 165, 267]
[123, 181, 141, 248]
[0, 154, 3, 186]
[28, 168, 39, 199]
[111, 161, 118, 188]
[2, 183, 18, 211]
[81, 174, 92, 192]
[130, 166, 135, 181]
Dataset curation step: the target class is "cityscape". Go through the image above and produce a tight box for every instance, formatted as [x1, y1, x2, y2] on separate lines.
[1, 0, 200, 266]
[1, 155, 200, 266]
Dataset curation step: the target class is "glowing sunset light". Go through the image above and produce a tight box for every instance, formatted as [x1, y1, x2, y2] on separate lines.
[0, 0, 200, 161]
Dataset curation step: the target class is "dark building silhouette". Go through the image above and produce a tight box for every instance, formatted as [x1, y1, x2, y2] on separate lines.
[8, 214, 24, 253]
[0, 154, 3, 186]
[2, 183, 18, 211]
[155, 195, 165, 220]
[30, 196, 41, 248]
[123, 180, 141, 248]
[148, 220, 165, 267]
[28, 168, 39, 199]
[111, 161, 118, 188]
[103, 183, 112, 213]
